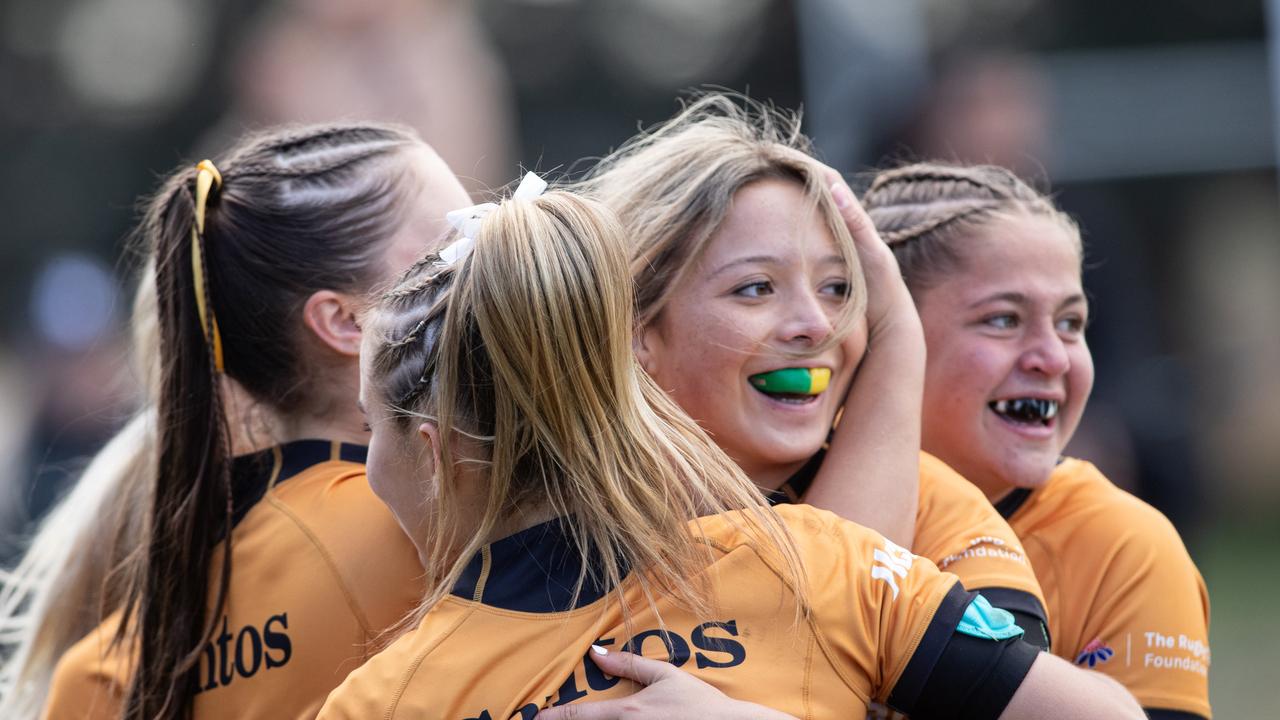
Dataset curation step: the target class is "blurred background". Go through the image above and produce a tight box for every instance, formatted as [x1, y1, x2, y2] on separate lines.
[0, 0, 1275, 713]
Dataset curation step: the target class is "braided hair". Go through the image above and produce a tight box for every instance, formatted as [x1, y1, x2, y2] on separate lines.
[360, 189, 809, 635]
[861, 162, 1080, 294]
[120, 122, 427, 720]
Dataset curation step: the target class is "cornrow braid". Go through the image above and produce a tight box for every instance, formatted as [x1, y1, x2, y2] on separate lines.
[877, 202, 1002, 246]
[391, 251, 447, 287]
[867, 165, 1015, 200]
[224, 123, 407, 160]
[861, 161, 1080, 293]
[370, 258, 459, 425]
[381, 270, 445, 303]
[227, 145, 402, 181]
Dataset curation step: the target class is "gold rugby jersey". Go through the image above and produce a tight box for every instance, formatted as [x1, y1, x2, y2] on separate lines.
[318, 505, 1040, 720]
[42, 440, 424, 720]
[776, 450, 1049, 648]
[998, 457, 1211, 719]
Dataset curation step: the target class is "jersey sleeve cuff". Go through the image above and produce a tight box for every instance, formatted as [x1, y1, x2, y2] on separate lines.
[887, 582, 973, 710]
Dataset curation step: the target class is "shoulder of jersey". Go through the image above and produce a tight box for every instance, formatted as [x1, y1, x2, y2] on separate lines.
[44, 613, 131, 719]
[765, 503, 883, 540]
[765, 504, 894, 570]
[319, 624, 437, 719]
[692, 506, 887, 567]
[268, 456, 368, 503]
[1045, 457, 1187, 549]
[263, 458, 398, 540]
[252, 453, 425, 620]
[918, 451, 995, 505]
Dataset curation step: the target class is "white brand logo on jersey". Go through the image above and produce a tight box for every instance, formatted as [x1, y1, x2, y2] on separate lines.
[871, 539, 914, 600]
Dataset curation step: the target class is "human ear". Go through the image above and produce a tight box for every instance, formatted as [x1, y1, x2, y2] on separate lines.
[302, 290, 363, 357]
[417, 421, 442, 471]
[634, 323, 663, 376]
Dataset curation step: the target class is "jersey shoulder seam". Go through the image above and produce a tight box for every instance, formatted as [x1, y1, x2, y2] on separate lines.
[263, 493, 376, 637]
[701, 531, 871, 704]
[386, 604, 477, 720]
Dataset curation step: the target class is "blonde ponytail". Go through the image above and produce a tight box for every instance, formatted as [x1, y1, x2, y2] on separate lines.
[364, 188, 807, 627]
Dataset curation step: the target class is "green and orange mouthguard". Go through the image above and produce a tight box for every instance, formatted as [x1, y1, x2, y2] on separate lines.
[749, 367, 832, 395]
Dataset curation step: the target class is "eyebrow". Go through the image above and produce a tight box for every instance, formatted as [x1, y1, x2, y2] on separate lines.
[706, 253, 845, 279]
[356, 399, 366, 415]
[969, 291, 1088, 311]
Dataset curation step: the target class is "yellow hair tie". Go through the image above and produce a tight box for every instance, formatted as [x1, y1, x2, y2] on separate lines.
[191, 159, 225, 372]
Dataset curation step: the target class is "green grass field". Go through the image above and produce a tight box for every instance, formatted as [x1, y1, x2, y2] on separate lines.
[1198, 513, 1280, 717]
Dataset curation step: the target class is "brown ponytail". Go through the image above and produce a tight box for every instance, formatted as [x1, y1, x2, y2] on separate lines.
[116, 123, 426, 720]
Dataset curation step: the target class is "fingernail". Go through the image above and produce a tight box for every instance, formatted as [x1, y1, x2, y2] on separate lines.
[831, 182, 851, 209]
[590, 644, 608, 656]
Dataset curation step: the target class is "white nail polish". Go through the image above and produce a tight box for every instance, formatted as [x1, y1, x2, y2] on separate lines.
[831, 183, 851, 209]
[590, 644, 607, 656]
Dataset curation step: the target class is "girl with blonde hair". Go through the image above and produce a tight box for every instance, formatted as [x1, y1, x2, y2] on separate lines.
[576, 94, 1052, 647]
[0, 275, 158, 719]
[318, 179, 1141, 719]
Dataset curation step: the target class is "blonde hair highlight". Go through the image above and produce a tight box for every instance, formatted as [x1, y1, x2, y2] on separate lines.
[0, 273, 159, 719]
[578, 93, 866, 350]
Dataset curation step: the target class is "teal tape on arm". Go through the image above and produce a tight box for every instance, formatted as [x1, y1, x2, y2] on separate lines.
[956, 594, 1026, 641]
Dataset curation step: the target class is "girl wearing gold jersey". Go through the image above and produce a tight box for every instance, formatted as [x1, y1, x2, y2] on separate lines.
[37, 123, 471, 720]
[553, 161, 1209, 719]
[574, 96, 1051, 649]
[861, 163, 1211, 719]
[321, 180, 1141, 719]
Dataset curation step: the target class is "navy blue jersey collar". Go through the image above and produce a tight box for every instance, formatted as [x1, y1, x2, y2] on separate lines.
[767, 448, 826, 506]
[994, 456, 1068, 520]
[230, 439, 367, 529]
[451, 517, 619, 613]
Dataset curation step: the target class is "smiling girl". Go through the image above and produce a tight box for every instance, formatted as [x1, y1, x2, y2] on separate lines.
[318, 181, 1141, 720]
[578, 96, 1051, 645]
[862, 163, 1211, 719]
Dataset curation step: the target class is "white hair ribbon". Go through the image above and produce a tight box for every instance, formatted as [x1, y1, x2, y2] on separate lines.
[439, 172, 549, 267]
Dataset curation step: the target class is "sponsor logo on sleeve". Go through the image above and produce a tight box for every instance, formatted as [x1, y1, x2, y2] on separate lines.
[871, 539, 914, 600]
[936, 535, 1029, 570]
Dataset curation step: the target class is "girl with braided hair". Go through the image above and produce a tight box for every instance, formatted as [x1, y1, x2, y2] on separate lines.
[319, 179, 1142, 720]
[39, 122, 472, 720]
[859, 162, 1211, 719]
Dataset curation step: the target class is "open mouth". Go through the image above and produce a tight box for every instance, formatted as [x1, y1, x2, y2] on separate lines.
[749, 367, 831, 405]
[989, 398, 1059, 427]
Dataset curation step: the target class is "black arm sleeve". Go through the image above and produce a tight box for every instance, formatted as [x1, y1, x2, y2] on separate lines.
[972, 587, 1051, 651]
[887, 583, 1041, 720]
[1145, 711, 1209, 720]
